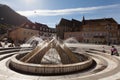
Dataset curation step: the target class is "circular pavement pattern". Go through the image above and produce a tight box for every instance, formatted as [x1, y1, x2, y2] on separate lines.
[0, 44, 120, 80]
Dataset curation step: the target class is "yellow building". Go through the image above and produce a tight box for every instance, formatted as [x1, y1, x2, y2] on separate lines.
[9, 22, 56, 44]
[9, 26, 39, 44]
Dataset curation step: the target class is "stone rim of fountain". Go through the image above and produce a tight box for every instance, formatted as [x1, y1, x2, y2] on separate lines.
[9, 53, 93, 75]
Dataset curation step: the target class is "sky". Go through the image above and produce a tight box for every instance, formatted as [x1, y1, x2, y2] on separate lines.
[1, 0, 120, 28]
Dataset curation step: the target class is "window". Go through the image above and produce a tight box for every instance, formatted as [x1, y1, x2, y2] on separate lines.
[49, 29, 51, 32]
[33, 26, 36, 29]
[40, 27, 42, 30]
[26, 25, 29, 28]
[46, 29, 48, 31]
[43, 28, 45, 31]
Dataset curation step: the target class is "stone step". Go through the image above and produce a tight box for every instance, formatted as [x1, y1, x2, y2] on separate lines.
[0, 48, 32, 55]
[0, 50, 31, 61]
[0, 47, 21, 51]
[0, 49, 20, 53]
[78, 50, 120, 80]
[0, 52, 17, 61]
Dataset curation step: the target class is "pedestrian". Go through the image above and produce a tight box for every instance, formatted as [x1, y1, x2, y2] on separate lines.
[102, 46, 106, 53]
[111, 46, 119, 56]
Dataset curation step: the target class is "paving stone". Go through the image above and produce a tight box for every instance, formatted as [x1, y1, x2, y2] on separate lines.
[0, 44, 120, 80]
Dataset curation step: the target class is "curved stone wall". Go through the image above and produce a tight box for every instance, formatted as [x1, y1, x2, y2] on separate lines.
[9, 54, 93, 75]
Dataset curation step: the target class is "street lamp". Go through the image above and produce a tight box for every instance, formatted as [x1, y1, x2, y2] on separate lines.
[106, 24, 111, 45]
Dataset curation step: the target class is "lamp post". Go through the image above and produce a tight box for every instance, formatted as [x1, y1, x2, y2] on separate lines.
[106, 24, 111, 45]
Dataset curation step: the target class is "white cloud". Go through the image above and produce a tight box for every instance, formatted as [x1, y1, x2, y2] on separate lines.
[17, 4, 119, 17]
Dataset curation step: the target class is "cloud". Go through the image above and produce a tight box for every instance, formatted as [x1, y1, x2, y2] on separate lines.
[17, 4, 119, 17]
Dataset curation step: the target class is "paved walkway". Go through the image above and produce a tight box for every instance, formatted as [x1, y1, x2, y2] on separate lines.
[0, 43, 120, 80]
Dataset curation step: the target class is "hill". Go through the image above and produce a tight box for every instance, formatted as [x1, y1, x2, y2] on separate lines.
[0, 4, 30, 26]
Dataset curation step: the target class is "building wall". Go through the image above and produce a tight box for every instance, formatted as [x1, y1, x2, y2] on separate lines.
[56, 19, 81, 39]
[9, 27, 39, 43]
[81, 22, 118, 44]
[63, 18, 119, 44]
[56, 25, 65, 39]
[9, 22, 56, 43]
[118, 25, 120, 44]
[64, 32, 82, 42]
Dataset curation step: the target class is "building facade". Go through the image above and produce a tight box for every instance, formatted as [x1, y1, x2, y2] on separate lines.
[57, 17, 120, 44]
[118, 24, 120, 44]
[9, 22, 56, 43]
[82, 18, 119, 44]
[64, 32, 82, 42]
[56, 18, 82, 39]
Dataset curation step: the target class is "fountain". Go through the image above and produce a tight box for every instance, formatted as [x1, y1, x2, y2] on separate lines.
[64, 37, 79, 44]
[20, 36, 43, 48]
[9, 37, 93, 75]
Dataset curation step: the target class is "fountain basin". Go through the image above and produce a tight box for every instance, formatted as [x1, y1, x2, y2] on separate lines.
[9, 53, 93, 75]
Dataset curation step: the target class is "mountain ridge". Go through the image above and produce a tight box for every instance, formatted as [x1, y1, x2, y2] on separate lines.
[0, 4, 31, 26]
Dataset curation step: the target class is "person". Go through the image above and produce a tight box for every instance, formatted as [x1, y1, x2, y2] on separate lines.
[102, 46, 106, 53]
[111, 46, 119, 56]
